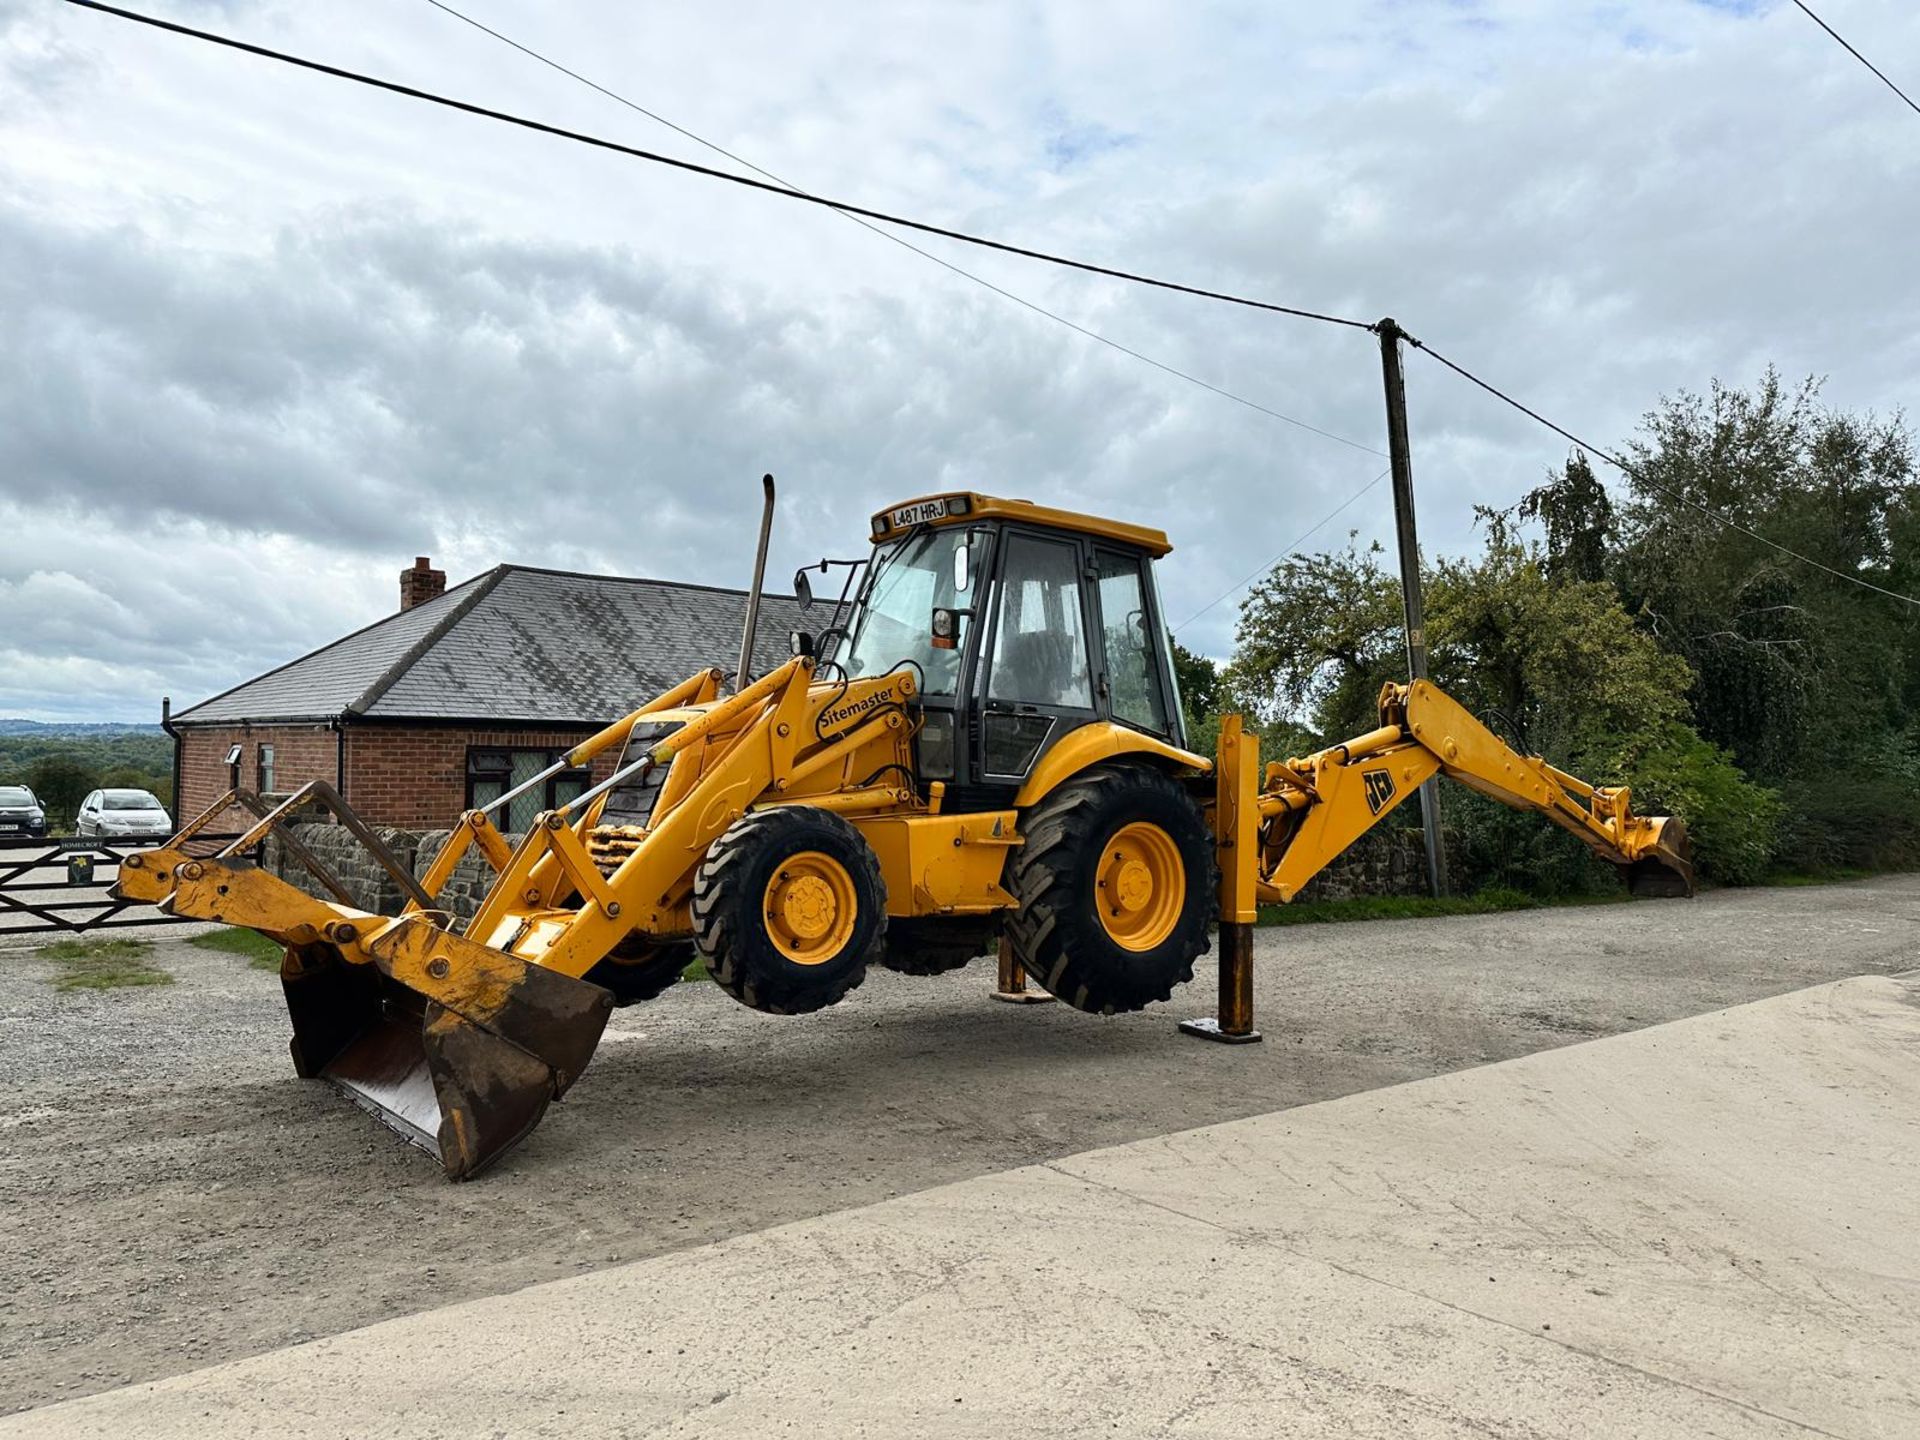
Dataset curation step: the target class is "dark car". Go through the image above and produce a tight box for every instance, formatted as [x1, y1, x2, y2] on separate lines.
[0, 784, 48, 839]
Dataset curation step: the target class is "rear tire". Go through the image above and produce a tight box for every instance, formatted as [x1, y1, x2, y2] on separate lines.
[880, 916, 999, 976]
[691, 806, 885, 1015]
[1006, 763, 1214, 1015]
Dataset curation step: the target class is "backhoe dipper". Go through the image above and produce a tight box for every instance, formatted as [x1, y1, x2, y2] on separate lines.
[117, 486, 1692, 1178]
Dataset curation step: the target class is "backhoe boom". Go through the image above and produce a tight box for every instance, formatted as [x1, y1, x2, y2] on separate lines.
[1225, 679, 1693, 906]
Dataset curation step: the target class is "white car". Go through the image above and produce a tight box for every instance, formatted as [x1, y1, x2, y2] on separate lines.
[76, 789, 174, 840]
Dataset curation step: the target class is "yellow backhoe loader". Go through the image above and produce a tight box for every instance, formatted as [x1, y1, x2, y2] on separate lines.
[117, 486, 1692, 1178]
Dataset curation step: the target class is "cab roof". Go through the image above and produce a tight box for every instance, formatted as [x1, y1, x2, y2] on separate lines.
[869, 492, 1172, 557]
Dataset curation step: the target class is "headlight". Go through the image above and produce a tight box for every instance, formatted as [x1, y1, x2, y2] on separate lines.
[28, 809, 42, 823]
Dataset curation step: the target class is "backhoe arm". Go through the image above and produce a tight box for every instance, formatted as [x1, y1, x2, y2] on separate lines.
[1234, 680, 1693, 905]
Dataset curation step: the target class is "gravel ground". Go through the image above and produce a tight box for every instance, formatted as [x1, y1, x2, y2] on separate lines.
[1, 876, 1915, 1414]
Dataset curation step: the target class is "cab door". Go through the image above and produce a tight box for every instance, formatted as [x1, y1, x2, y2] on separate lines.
[1089, 548, 1179, 743]
[971, 529, 1100, 792]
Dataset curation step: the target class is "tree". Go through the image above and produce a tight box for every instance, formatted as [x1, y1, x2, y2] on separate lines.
[23, 757, 97, 830]
[1613, 371, 1920, 781]
[1427, 511, 1692, 777]
[1517, 451, 1614, 584]
[1169, 641, 1220, 722]
[1168, 641, 1227, 756]
[1224, 537, 1402, 742]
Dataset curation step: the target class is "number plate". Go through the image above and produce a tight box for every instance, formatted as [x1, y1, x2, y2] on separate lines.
[0, 825, 18, 834]
[888, 498, 950, 530]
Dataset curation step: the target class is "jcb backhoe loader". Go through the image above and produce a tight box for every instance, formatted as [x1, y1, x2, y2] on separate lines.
[117, 487, 1692, 1178]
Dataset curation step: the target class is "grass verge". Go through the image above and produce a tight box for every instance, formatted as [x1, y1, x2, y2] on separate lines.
[1762, 866, 1877, 887]
[1256, 886, 1628, 927]
[187, 927, 284, 969]
[39, 936, 175, 990]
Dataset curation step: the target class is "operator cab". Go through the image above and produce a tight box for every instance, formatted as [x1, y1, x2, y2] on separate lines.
[812, 492, 1187, 810]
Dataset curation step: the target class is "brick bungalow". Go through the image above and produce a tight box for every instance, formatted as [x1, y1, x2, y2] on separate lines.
[166, 558, 808, 831]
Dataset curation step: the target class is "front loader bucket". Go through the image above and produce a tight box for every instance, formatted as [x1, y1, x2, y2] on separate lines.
[1624, 816, 1695, 899]
[282, 937, 614, 1180]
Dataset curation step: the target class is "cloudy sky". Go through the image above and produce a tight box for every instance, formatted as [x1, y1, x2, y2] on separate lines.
[2, 0, 1915, 721]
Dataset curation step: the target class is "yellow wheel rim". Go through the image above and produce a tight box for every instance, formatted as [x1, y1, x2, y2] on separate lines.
[762, 851, 859, 965]
[1095, 821, 1185, 953]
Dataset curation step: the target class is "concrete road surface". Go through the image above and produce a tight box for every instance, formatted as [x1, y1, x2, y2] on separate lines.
[8, 877, 1918, 1411]
[9, 971, 1915, 1439]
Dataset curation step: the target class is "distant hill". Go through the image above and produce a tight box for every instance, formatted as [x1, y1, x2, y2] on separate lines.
[0, 719, 166, 737]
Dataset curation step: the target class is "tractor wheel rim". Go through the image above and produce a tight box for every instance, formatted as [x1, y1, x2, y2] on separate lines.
[1095, 821, 1184, 952]
[763, 851, 858, 965]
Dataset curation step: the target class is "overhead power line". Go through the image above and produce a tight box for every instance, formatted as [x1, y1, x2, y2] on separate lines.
[1171, 469, 1391, 633]
[64, 0, 1375, 334]
[419, 0, 1382, 457]
[1405, 337, 1920, 609]
[70, 0, 1914, 609]
[1790, 1, 1920, 120]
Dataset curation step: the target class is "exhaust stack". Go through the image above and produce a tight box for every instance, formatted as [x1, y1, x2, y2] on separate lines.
[735, 473, 776, 693]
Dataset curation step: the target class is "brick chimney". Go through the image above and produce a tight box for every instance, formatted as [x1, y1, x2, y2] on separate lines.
[400, 556, 446, 611]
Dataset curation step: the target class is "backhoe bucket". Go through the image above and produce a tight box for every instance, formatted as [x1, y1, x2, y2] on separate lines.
[1624, 816, 1694, 899]
[281, 935, 614, 1180]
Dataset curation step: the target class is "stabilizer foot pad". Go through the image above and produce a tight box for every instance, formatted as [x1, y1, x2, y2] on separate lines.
[1178, 1017, 1263, 1044]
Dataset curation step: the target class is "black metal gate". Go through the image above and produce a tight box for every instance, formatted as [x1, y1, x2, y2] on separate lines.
[0, 835, 253, 937]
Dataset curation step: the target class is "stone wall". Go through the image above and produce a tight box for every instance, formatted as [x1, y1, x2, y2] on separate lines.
[407, 829, 511, 923]
[1289, 822, 1464, 903]
[264, 820, 515, 923]
[264, 820, 423, 917]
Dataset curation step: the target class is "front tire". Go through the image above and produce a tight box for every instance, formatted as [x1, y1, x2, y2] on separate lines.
[1006, 764, 1214, 1015]
[691, 806, 885, 1015]
[585, 939, 694, 1007]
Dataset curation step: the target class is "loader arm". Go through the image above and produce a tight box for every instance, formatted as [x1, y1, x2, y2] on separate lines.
[115, 654, 924, 1179]
[1234, 680, 1693, 905]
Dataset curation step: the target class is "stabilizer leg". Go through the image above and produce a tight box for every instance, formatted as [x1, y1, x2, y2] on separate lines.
[991, 935, 1055, 1004]
[1180, 920, 1262, 1044]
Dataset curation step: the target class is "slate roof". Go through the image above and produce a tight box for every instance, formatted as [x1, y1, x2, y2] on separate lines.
[174, 566, 813, 726]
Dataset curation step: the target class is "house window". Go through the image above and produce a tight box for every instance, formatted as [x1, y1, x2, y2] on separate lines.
[466, 748, 592, 834]
[257, 744, 276, 795]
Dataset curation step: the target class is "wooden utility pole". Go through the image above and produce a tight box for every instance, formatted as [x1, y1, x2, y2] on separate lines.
[1376, 318, 1449, 898]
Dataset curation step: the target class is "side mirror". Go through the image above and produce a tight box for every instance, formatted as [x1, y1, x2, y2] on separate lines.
[953, 540, 971, 594]
[793, 568, 814, 610]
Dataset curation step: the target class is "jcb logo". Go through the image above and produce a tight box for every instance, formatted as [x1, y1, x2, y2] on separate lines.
[1363, 769, 1396, 816]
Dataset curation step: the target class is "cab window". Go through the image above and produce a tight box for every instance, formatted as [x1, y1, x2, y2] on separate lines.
[838, 526, 985, 697]
[987, 534, 1092, 710]
[1093, 550, 1171, 735]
